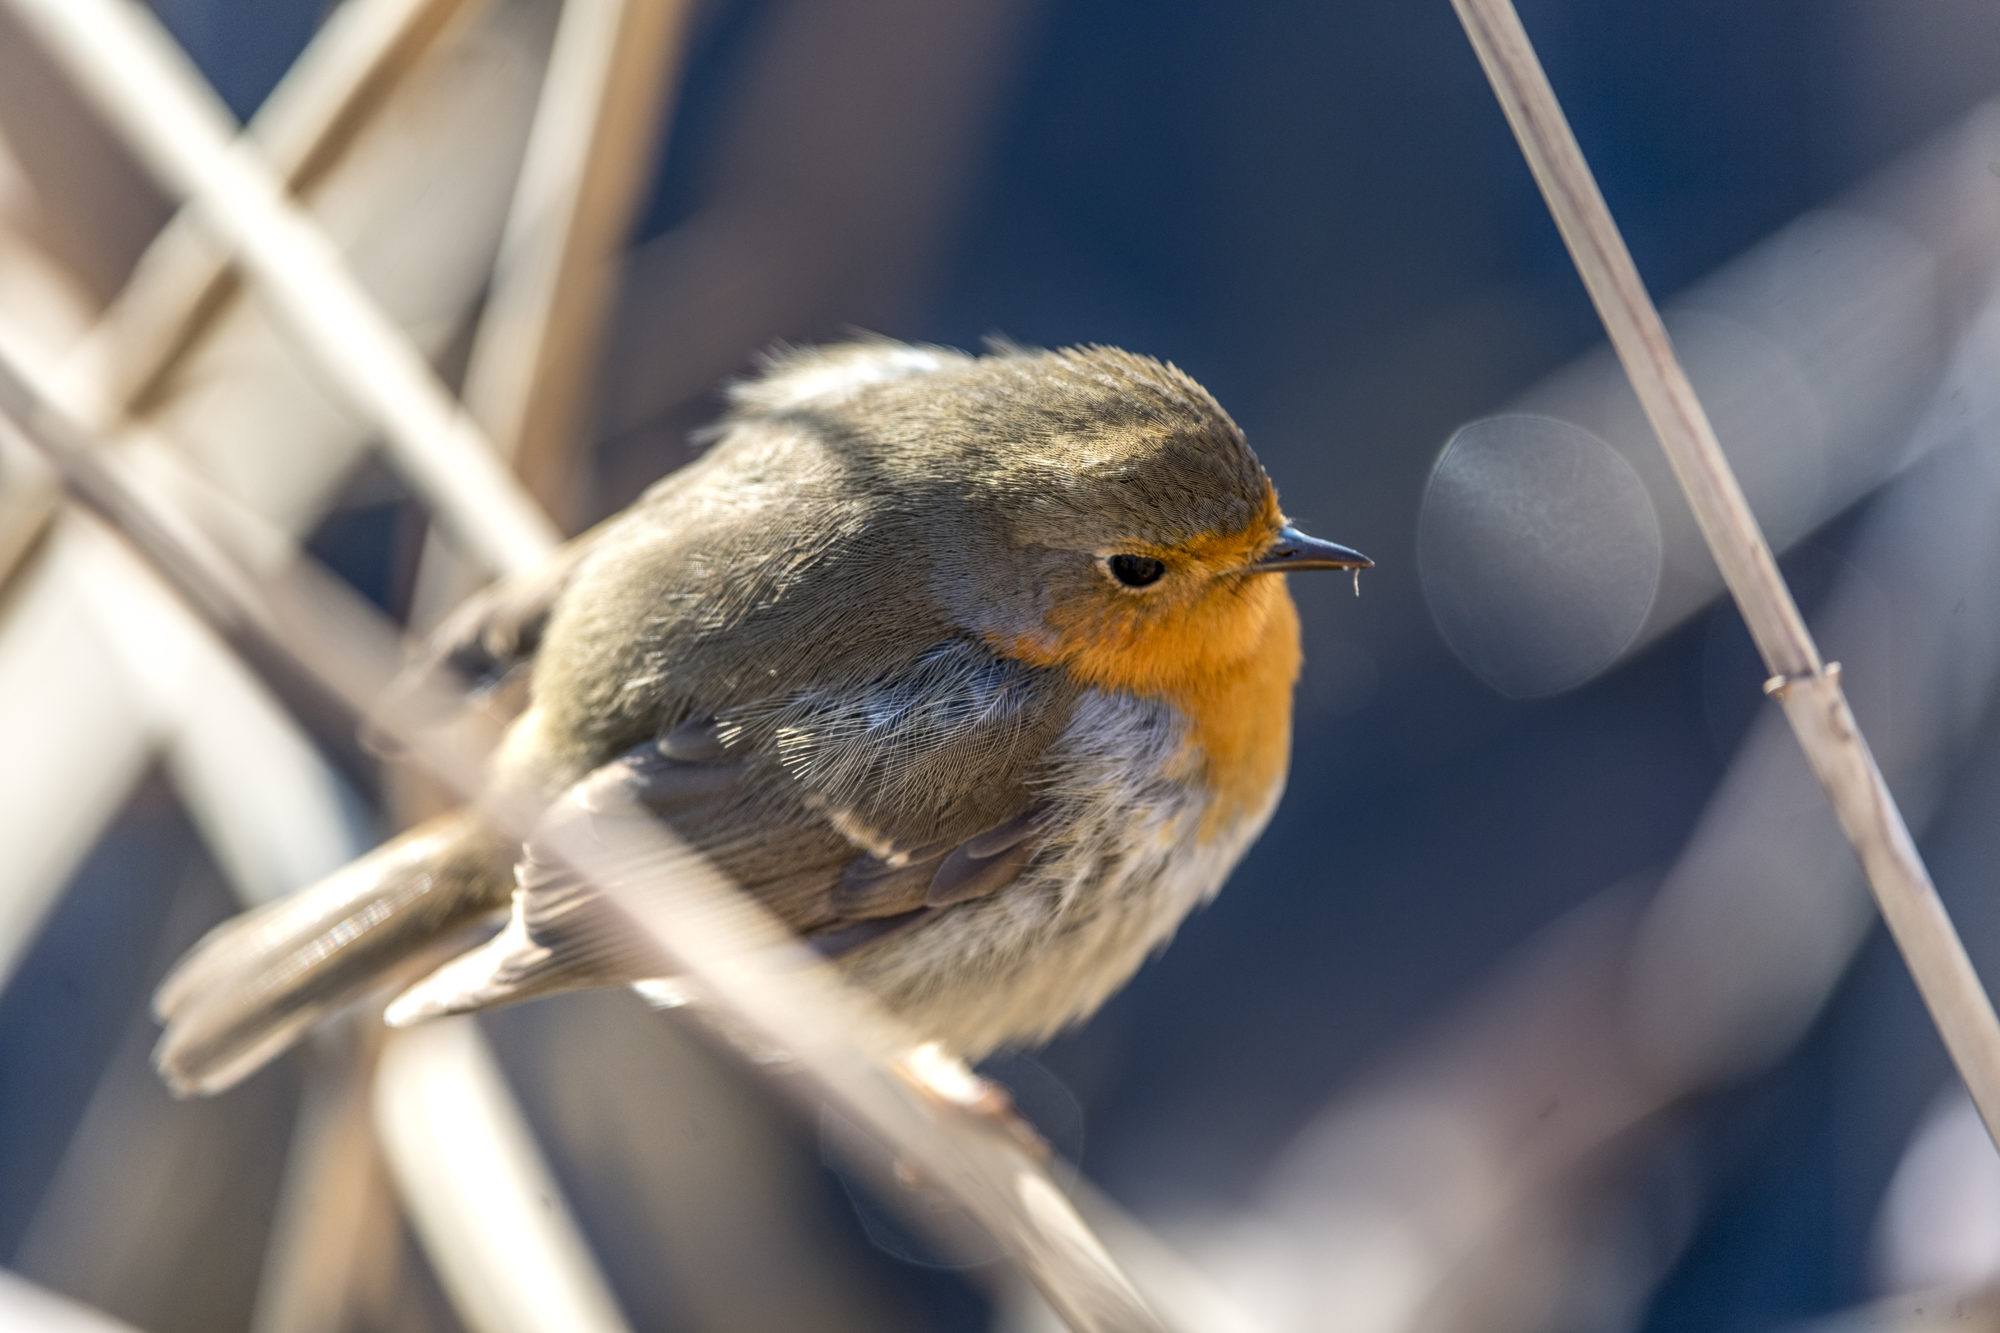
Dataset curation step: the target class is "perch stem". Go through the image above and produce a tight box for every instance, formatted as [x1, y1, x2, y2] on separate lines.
[1449, 0, 2000, 1146]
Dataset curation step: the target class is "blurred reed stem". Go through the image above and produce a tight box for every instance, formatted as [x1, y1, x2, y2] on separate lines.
[404, 0, 690, 637]
[0, 0, 487, 599]
[5, 0, 562, 578]
[459, 0, 689, 518]
[376, 6, 692, 1328]
[0, 11, 639, 1329]
[1449, 0, 2000, 1147]
[376, 1018, 633, 1333]
[250, 1027, 408, 1333]
[68, 0, 489, 420]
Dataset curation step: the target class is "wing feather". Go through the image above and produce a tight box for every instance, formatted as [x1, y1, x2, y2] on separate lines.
[389, 641, 1076, 1017]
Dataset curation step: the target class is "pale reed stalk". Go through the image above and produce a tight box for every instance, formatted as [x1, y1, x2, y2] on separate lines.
[1448, 0, 2000, 1146]
[4, 0, 561, 577]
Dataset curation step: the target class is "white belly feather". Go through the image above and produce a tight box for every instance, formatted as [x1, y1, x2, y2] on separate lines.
[840, 688, 1284, 1057]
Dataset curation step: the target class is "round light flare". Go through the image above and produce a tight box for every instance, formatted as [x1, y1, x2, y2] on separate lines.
[1418, 415, 1663, 698]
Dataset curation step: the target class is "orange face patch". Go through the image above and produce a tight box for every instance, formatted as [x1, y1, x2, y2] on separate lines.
[990, 486, 1301, 827]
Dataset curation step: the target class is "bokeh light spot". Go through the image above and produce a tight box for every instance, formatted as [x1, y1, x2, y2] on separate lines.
[1419, 414, 1663, 698]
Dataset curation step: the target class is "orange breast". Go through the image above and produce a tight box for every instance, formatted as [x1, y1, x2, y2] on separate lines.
[998, 569, 1302, 833]
[1173, 588, 1300, 830]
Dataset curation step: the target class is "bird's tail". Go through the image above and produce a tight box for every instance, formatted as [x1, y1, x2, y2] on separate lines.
[153, 811, 512, 1096]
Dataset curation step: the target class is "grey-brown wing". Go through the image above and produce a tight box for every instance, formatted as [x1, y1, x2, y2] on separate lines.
[386, 641, 1078, 1018]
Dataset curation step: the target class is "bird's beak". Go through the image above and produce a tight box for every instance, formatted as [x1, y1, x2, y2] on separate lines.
[1248, 524, 1373, 573]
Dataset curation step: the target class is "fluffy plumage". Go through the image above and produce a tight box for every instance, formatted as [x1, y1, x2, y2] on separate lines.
[153, 340, 1357, 1096]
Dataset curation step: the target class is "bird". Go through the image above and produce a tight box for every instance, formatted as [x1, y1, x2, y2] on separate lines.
[152, 340, 1371, 1097]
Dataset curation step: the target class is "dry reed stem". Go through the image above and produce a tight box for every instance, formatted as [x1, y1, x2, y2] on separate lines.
[460, 0, 690, 516]
[0, 0, 485, 598]
[403, 0, 688, 640]
[5, 0, 562, 578]
[248, 1030, 407, 1333]
[0, 351, 1173, 1333]
[1, 306, 637, 1333]
[375, 1019, 634, 1333]
[0, 19, 612, 1321]
[0, 425, 60, 595]
[376, 6, 691, 1324]
[68, 0, 489, 418]
[1449, 0, 2000, 1145]
[1803, 1284, 2000, 1333]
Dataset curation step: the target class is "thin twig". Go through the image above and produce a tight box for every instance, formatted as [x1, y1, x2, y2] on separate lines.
[0, 27, 616, 1324]
[6, 0, 562, 578]
[66, 0, 488, 420]
[249, 1033, 406, 1333]
[2, 302, 633, 1333]
[0, 337, 1173, 1333]
[375, 1020, 633, 1333]
[404, 0, 688, 634]
[460, 0, 689, 515]
[0, 0, 485, 600]
[1449, 0, 2000, 1146]
[377, 8, 692, 1323]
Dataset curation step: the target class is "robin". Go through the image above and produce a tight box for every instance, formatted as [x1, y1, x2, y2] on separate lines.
[153, 341, 1371, 1096]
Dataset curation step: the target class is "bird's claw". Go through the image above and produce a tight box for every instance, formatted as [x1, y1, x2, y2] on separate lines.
[893, 1041, 1052, 1166]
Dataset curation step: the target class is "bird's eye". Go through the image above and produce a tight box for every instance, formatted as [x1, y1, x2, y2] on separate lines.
[1106, 554, 1167, 588]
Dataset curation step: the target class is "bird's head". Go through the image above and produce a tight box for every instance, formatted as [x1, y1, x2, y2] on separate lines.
[731, 341, 1370, 697]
